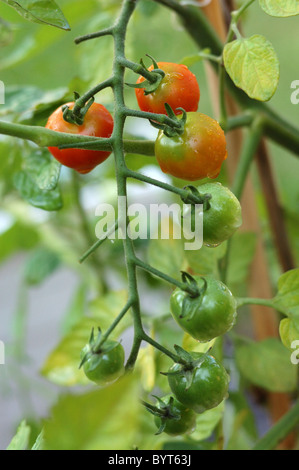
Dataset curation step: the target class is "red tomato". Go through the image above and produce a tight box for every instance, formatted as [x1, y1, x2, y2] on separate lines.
[135, 62, 200, 115]
[46, 102, 114, 174]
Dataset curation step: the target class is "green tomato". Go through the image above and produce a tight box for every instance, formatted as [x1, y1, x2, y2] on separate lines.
[170, 276, 237, 342]
[154, 394, 196, 436]
[82, 340, 125, 387]
[200, 182, 242, 247]
[168, 353, 230, 414]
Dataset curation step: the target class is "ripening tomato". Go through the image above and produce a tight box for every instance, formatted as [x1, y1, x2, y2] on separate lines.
[155, 112, 228, 181]
[135, 62, 200, 115]
[46, 102, 114, 174]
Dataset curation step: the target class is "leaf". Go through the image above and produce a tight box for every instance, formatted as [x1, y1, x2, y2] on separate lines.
[273, 269, 299, 329]
[184, 243, 226, 277]
[1, 0, 71, 30]
[23, 248, 61, 286]
[279, 318, 299, 351]
[223, 34, 280, 101]
[226, 232, 256, 288]
[235, 338, 298, 392]
[136, 344, 156, 393]
[259, 0, 299, 17]
[0, 222, 39, 264]
[191, 402, 224, 442]
[41, 290, 130, 386]
[6, 421, 31, 450]
[43, 375, 140, 450]
[147, 218, 185, 281]
[180, 48, 212, 67]
[14, 170, 63, 211]
[182, 333, 216, 353]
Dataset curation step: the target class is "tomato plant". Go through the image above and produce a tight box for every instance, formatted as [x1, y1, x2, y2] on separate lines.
[1, 0, 299, 454]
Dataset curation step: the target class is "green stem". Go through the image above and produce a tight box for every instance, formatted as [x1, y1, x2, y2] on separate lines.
[118, 57, 157, 82]
[252, 400, 299, 450]
[126, 168, 207, 204]
[141, 331, 186, 365]
[124, 107, 182, 129]
[134, 257, 199, 297]
[75, 27, 114, 44]
[79, 220, 119, 264]
[111, 0, 145, 372]
[237, 297, 275, 309]
[98, 299, 133, 347]
[232, 117, 264, 199]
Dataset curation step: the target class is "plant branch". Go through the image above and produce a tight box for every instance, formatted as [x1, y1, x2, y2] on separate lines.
[252, 400, 299, 450]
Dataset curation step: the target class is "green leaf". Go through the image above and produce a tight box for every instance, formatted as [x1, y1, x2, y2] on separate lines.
[0, 17, 13, 46]
[147, 219, 185, 281]
[279, 318, 299, 351]
[31, 431, 45, 451]
[6, 421, 31, 450]
[259, 0, 299, 17]
[223, 34, 280, 101]
[273, 269, 299, 329]
[0, 222, 39, 264]
[43, 375, 140, 450]
[23, 248, 61, 286]
[41, 290, 130, 386]
[184, 243, 227, 277]
[191, 402, 224, 442]
[1, 0, 71, 30]
[235, 338, 298, 392]
[14, 170, 63, 211]
[226, 232, 256, 288]
[60, 283, 87, 335]
[180, 48, 212, 67]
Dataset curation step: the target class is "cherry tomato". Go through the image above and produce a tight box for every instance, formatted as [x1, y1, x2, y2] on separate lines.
[46, 102, 114, 174]
[153, 395, 196, 436]
[81, 340, 125, 387]
[155, 112, 228, 181]
[168, 352, 230, 414]
[170, 275, 237, 343]
[200, 182, 242, 247]
[135, 62, 200, 115]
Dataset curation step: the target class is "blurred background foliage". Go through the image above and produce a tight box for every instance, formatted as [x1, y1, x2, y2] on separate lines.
[0, 0, 299, 450]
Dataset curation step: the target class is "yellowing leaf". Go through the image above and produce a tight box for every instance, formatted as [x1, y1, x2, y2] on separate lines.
[224, 35, 279, 101]
[259, 0, 299, 17]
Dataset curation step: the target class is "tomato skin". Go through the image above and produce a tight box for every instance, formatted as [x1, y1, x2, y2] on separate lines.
[46, 102, 114, 174]
[82, 341, 125, 387]
[168, 353, 229, 414]
[200, 182, 242, 247]
[170, 276, 237, 343]
[154, 395, 196, 436]
[136, 62, 200, 115]
[155, 112, 227, 181]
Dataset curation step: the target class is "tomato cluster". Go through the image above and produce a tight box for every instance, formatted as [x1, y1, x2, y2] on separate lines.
[48, 58, 240, 439]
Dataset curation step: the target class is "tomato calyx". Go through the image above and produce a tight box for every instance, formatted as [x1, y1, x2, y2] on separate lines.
[126, 54, 166, 95]
[162, 347, 209, 391]
[180, 274, 208, 320]
[79, 327, 117, 369]
[181, 185, 212, 210]
[150, 103, 187, 138]
[62, 93, 95, 126]
[142, 396, 181, 435]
